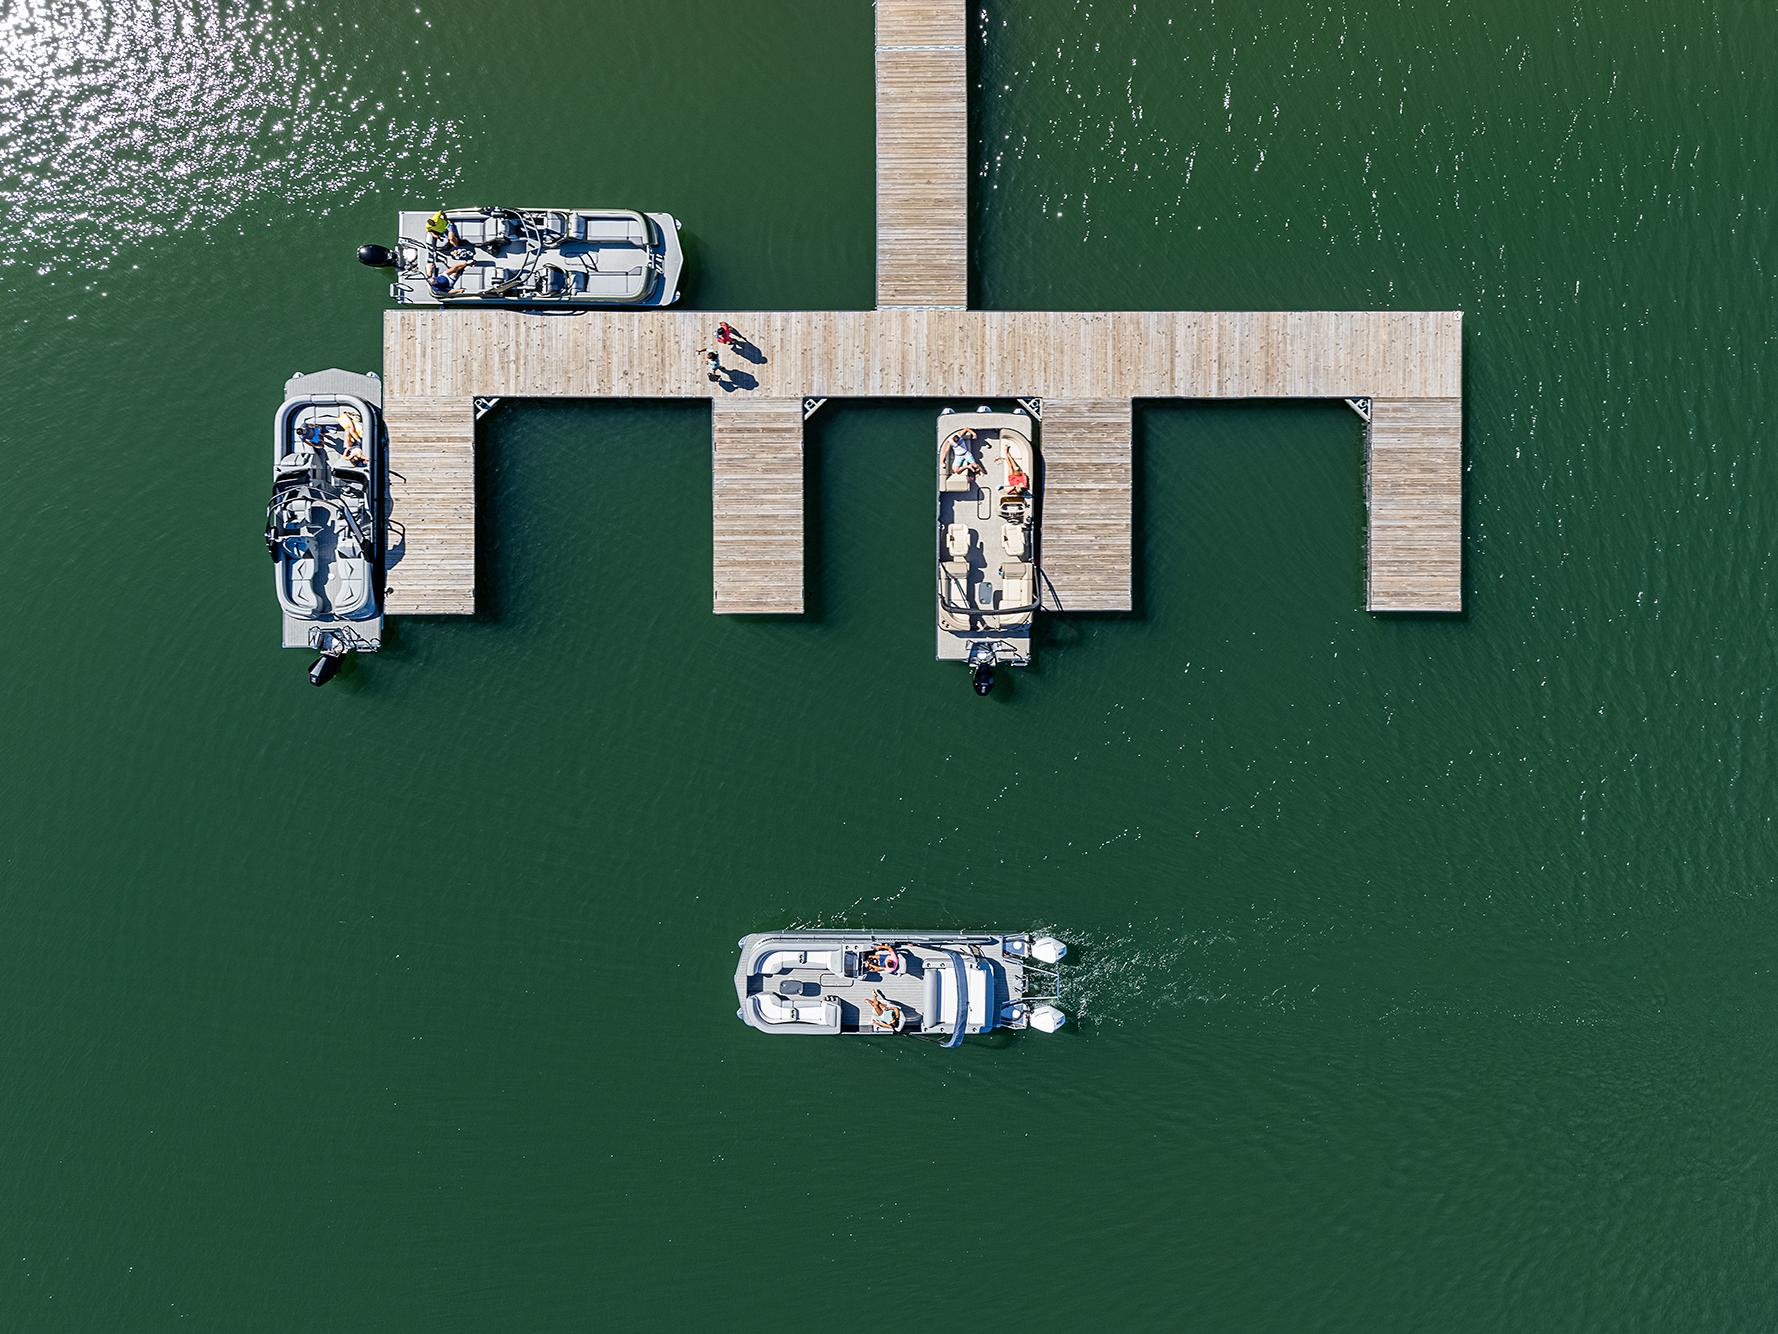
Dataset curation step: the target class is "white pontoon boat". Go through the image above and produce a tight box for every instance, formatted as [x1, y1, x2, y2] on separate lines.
[937, 407, 1040, 693]
[264, 369, 384, 685]
[361, 206, 683, 307]
[734, 931, 1067, 1043]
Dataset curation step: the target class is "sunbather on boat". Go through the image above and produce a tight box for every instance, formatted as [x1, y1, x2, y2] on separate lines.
[947, 429, 984, 476]
[861, 945, 901, 975]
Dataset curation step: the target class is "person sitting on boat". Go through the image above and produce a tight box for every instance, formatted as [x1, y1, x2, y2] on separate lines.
[425, 209, 464, 249]
[861, 945, 901, 975]
[947, 429, 984, 476]
[427, 258, 471, 295]
[868, 990, 903, 1032]
[335, 410, 367, 467]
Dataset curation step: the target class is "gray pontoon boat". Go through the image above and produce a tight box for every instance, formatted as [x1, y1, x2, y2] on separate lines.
[734, 931, 1067, 1042]
[264, 369, 384, 685]
[937, 407, 1040, 694]
[362, 206, 683, 307]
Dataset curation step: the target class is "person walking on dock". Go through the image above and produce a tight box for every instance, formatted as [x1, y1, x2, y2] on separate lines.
[698, 346, 724, 384]
[715, 321, 764, 364]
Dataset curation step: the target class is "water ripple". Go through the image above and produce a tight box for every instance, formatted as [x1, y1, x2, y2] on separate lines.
[0, 0, 461, 281]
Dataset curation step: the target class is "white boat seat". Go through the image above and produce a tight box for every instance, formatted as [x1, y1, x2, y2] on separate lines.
[941, 557, 969, 580]
[289, 557, 322, 612]
[941, 470, 972, 493]
[755, 947, 845, 977]
[581, 216, 645, 243]
[946, 524, 971, 560]
[1001, 561, 1034, 612]
[750, 993, 836, 1029]
[790, 998, 833, 1026]
[1002, 523, 1028, 559]
[452, 265, 492, 294]
[448, 214, 498, 245]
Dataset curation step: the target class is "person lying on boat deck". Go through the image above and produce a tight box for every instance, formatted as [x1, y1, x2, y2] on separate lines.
[861, 945, 900, 974]
[334, 412, 367, 467]
[869, 990, 903, 1031]
[427, 259, 471, 295]
[947, 429, 984, 475]
[425, 210, 464, 249]
[1006, 459, 1030, 492]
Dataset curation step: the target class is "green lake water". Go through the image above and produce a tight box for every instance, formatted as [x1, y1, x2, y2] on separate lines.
[4, 1, 1776, 1328]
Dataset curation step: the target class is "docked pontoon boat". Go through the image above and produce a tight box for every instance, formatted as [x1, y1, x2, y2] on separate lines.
[734, 931, 1067, 1042]
[264, 369, 384, 685]
[364, 206, 683, 306]
[937, 407, 1040, 694]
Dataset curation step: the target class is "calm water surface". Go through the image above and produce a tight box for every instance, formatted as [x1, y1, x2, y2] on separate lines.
[3, 1, 1776, 1329]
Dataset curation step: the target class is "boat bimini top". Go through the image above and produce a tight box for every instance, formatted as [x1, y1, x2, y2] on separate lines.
[371, 206, 684, 307]
[937, 406, 1040, 694]
[734, 931, 1067, 1042]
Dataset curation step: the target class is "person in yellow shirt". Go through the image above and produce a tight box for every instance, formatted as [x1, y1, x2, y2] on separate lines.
[424, 210, 464, 249]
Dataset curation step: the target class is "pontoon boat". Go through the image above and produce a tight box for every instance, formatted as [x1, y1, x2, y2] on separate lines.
[734, 931, 1067, 1042]
[362, 206, 683, 306]
[937, 407, 1040, 693]
[264, 369, 384, 685]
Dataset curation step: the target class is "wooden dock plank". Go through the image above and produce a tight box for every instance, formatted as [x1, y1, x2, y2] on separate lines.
[1039, 399, 1133, 612]
[383, 310, 1463, 402]
[383, 395, 475, 616]
[876, 1, 968, 309]
[712, 399, 805, 614]
[1366, 397, 1463, 612]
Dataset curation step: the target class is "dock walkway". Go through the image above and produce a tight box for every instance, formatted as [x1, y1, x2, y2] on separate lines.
[875, 0, 968, 309]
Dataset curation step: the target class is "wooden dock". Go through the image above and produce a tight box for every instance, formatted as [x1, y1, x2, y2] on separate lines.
[1365, 397, 1463, 612]
[383, 396, 474, 616]
[711, 399, 805, 614]
[875, 0, 969, 309]
[379, 0, 1464, 622]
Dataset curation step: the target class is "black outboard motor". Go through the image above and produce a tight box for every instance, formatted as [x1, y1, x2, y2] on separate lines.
[971, 663, 995, 696]
[308, 654, 342, 687]
[356, 243, 397, 268]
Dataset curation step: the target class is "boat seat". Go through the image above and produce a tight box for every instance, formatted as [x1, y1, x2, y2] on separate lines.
[1000, 561, 1034, 614]
[946, 524, 971, 560]
[790, 998, 834, 1026]
[941, 470, 972, 493]
[289, 557, 322, 612]
[451, 265, 493, 295]
[750, 993, 835, 1029]
[1002, 523, 1029, 559]
[581, 216, 646, 242]
[450, 215, 499, 245]
[941, 557, 969, 580]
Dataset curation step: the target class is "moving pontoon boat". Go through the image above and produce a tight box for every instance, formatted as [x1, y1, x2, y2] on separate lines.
[734, 931, 1067, 1042]
[264, 369, 384, 685]
[362, 206, 683, 306]
[937, 407, 1040, 694]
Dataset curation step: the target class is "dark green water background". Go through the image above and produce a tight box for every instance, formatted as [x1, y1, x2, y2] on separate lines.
[4, 0, 1776, 1329]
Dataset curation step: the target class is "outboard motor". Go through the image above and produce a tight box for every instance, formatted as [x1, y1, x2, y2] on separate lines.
[356, 243, 397, 268]
[967, 643, 997, 695]
[308, 654, 342, 687]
